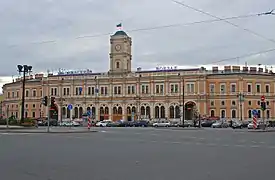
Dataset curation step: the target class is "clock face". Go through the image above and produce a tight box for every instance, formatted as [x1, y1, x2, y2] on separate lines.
[115, 44, 121, 51]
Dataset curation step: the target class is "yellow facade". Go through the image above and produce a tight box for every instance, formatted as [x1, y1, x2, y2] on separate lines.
[2, 30, 275, 121]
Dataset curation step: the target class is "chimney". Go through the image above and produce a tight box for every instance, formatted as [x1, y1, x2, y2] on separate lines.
[212, 66, 218, 72]
[224, 66, 231, 72]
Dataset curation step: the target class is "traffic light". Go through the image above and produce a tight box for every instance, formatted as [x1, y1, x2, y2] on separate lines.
[50, 97, 55, 106]
[42, 96, 48, 106]
[261, 101, 266, 111]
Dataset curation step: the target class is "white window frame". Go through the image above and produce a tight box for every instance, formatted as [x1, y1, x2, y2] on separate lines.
[247, 83, 252, 94]
[265, 84, 270, 94]
[209, 84, 215, 94]
[220, 83, 226, 94]
[170, 83, 179, 93]
[155, 84, 164, 94]
[220, 109, 226, 118]
[230, 83, 236, 94]
[187, 83, 195, 94]
[210, 100, 215, 106]
[256, 83, 261, 94]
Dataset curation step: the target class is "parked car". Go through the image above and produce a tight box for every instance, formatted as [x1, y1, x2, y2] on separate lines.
[247, 122, 259, 129]
[231, 121, 243, 129]
[211, 121, 228, 128]
[133, 120, 149, 127]
[153, 121, 170, 127]
[96, 120, 112, 127]
[201, 120, 215, 127]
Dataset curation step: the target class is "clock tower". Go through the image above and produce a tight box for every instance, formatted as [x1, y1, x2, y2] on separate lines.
[109, 30, 132, 74]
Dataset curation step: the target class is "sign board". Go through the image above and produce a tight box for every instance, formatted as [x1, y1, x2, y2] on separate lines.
[252, 109, 258, 116]
[68, 104, 73, 110]
[261, 95, 265, 101]
[156, 66, 178, 71]
[57, 69, 93, 75]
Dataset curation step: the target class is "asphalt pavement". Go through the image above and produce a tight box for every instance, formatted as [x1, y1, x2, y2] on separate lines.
[0, 127, 274, 180]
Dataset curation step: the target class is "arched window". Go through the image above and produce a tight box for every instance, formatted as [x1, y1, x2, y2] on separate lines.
[169, 106, 174, 119]
[113, 107, 118, 114]
[79, 107, 83, 118]
[62, 107, 66, 117]
[221, 110, 225, 118]
[257, 110, 261, 118]
[100, 107, 104, 115]
[74, 107, 79, 118]
[116, 62, 120, 68]
[231, 110, 236, 118]
[155, 106, 159, 118]
[210, 110, 215, 117]
[160, 106, 165, 118]
[175, 106, 180, 118]
[266, 110, 270, 119]
[132, 107, 136, 113]
[127, 107, 131, 114]
[146, 106, 150, 118]
[67, 108, 70, 118]
[104, 107, 109, 114]
[248, 110, 252, 118]
[141, 106, 145, 115]
[118, 107, 122, 114]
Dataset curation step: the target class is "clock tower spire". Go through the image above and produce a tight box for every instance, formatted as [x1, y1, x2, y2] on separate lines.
[109, 28, 132, 75]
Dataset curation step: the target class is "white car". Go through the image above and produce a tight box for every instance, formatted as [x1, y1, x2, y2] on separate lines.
[153, 121, 171, 127]
[247, 122, 259, 129]
[96, 120, 112, 127]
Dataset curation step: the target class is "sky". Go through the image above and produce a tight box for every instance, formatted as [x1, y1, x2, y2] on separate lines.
[0, 0, 275, 93]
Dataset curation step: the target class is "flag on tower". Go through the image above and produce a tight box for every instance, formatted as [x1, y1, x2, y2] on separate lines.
[116, 23, 122, 30]
[116, 23, 122, 28]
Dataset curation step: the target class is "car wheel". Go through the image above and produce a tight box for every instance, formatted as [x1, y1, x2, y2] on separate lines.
[100, 124, 103, 127]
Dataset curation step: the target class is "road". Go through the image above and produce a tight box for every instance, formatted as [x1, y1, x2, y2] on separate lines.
[0, 127, 274, 180]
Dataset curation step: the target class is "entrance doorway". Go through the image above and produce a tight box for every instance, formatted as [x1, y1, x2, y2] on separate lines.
[185, 101, 196, 120]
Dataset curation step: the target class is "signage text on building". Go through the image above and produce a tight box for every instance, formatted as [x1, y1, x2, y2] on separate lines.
[155, 66, 178, 71]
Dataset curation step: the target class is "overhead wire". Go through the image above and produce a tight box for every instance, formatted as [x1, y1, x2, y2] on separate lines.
[4, 11, 272, 48]
[172, 0, 275, 44]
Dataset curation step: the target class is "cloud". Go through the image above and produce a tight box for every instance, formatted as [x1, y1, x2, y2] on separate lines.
[0, 0, 274, 78]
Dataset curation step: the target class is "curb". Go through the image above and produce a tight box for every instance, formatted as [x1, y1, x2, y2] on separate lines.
[171, 128, 204, 131]
[247, 130, 275, 133]
[0, 130, 98, 134]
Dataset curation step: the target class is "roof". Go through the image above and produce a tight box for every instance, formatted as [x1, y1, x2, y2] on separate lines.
[112, 30, 128, 36]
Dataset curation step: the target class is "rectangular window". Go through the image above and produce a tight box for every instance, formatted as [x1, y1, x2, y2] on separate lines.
[63, 88, 66, 95]
[26, 90, 29, 97]
[104, 87, 108, 95]
[12, 92, 14, 98]
[51, 88, 54, 96]
[118, 86, 121, 94]
[32, 112, 35, 118]
[210, 84, 215, 93]
[66, 88, 70, 95]
[127, 86, 131, 94]
[75, 87, 79, 95]
[33, 90, 36, 97]
[160, 85, 164, 93]
[88, 87, 91, 95]
[265, 84, 270, 93]
[141, 85, 145, 94]
[145, 85, 149, 94]
[91, 87, 95, 95]
[247, 84, 252, 93]
[33, 104, 35, 108]
[131, 85, 135, 94]
[100, 87, 104, 95]
[256, 84, 261, 93]
[230, 83, 236, 93]
[114, 86, 118, 95]
[187, 83, 195, 93]
[220, 84, 225, 94]
[16, 91, 19, 98]
[55, 88, 57, 96]
[170, 84, 174, 93]
[174, 84, 178, 93]
[156, 85, 160, 93]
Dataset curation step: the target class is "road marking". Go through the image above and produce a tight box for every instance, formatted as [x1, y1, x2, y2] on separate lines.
[250, 145, 260, 148]
[234, 144, 245, 147]
[171, 141, 181, 144]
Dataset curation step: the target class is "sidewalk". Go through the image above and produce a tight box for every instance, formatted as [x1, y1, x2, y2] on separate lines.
[0, 126, 97, 133]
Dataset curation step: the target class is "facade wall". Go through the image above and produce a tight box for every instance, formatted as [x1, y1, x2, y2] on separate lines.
[2, 72, 275, 121]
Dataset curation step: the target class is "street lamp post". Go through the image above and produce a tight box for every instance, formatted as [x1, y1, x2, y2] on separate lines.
[237, 92, 245, 121]
[178, 73, 185, 127]
[17, 65, 32, 123]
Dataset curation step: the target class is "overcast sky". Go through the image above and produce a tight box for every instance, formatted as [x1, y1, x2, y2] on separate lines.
[0, 0, 275, 92]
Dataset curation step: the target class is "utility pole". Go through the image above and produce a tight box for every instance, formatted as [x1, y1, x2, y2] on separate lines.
[17, 65, 32, 123]
[260, 95, 266, 130]
[178, 73, 185, 127]
[237, 93, 245, 121]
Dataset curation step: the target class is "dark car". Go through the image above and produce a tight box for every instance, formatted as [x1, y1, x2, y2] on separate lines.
[201, 120, 215, 127]
[43, 120, 58, 126]
[133, 120, 149, 127]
